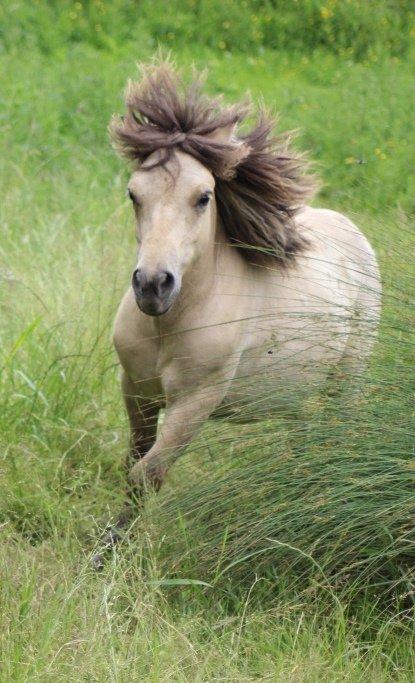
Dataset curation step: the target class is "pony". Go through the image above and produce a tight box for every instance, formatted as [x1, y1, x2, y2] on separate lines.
[93, 63, 381, 566]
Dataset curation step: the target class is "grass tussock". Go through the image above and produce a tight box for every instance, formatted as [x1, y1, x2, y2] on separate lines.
[0, 2, 414, 679]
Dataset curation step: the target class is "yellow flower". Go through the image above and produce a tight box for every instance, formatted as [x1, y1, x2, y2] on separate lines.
[345, 156, 356, 165]
[374, 148, 387, 160]
[320, 6, 333, 19]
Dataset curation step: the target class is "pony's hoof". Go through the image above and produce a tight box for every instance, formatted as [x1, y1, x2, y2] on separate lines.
[91, 551, 106, 571]
[91, 525, 126, 571]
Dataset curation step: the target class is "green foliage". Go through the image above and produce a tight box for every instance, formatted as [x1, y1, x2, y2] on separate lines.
[1, 0, 414, 60]
[0, 1, 414, 678]
[155, 382, 415, 599]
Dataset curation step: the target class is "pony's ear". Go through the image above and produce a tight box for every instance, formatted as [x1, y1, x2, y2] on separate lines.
[206, 122, 237, 144]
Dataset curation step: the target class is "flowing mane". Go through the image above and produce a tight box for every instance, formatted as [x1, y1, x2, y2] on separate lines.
[110, 63, 317, 266]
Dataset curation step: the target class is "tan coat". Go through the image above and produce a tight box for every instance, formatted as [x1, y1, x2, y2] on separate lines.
[113, 153, 381, 490]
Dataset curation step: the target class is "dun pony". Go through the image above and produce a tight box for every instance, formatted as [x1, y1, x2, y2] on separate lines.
[93, 63, 381, 568]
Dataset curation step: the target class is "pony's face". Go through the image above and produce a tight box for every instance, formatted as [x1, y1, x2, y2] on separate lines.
[127, 151, 216, 316]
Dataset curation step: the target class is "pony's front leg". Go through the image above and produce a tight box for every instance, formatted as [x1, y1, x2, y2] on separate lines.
[128, 379, 231, 493]
[92, 372, 161, 569]
[121, 372, 161, 472]
[92, 374, 232, 569]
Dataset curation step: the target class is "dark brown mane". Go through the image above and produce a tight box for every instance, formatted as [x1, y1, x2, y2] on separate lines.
[110, 63, 318, 266]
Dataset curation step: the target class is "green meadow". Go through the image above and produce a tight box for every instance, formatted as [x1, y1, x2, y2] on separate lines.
[0, 1, 414, 680]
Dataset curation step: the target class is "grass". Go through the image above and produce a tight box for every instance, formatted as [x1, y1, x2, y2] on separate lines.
[1, 542, 412, 681]
[0, 2, 414, 680]
[2, 0, 414, 59]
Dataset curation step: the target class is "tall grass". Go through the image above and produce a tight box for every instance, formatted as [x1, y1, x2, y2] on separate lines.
[0, 2, 414, 679]
[1, 0, 414, 60]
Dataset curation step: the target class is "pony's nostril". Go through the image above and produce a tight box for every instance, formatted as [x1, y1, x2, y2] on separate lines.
[132, 268, 141, 291]
[133, 269, 175, 300]
[157, 271, 175, 294]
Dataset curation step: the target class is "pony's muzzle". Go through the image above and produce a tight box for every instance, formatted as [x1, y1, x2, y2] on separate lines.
[132, 268, 177, 316]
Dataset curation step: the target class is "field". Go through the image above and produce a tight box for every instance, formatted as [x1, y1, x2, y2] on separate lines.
[0, 1, 414, 680]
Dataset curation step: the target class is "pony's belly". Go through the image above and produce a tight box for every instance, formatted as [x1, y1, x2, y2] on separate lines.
[214, 359, 327, 420]
[214, 326, 347, 420]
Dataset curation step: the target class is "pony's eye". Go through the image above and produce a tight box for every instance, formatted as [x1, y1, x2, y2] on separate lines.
[196, 192, 211, 209]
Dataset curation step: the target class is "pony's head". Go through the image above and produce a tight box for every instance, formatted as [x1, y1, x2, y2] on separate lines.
[110, 63, 316, 316]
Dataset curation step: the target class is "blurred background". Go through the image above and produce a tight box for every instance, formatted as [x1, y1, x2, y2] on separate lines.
[0, 2, 414, 680]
